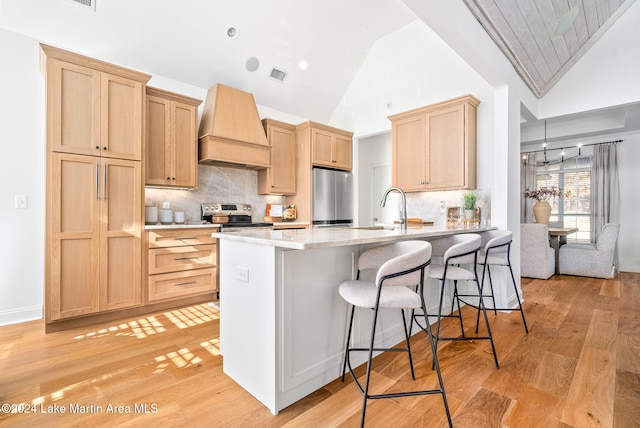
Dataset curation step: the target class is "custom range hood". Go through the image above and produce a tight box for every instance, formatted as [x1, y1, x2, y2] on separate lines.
[198, 84, 270, 169]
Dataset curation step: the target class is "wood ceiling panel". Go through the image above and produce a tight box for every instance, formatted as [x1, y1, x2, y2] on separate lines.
[464, 0, 636, 97]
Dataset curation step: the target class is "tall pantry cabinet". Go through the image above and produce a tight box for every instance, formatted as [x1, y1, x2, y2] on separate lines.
[41, 45, 151, 324]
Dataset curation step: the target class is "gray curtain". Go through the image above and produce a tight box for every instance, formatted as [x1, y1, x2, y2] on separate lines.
[521, 153, 537, 223]
[591, 143, 620, 242]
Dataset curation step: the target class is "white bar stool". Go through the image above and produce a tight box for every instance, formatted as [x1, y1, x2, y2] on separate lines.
[339, 241, 452, 428]
[476, 230, 528, 333]
[414, 233, 499, 368]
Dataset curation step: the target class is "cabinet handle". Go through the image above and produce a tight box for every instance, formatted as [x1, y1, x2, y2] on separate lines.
[103, 146, 107, 150]
[174, 256, 200, 261]
[103, 162, 107, 200]
[95, 161, 100, 200]
[175, 281, 197, 286]
[95, 145, 100, 149]
[176, 237, 198, 241]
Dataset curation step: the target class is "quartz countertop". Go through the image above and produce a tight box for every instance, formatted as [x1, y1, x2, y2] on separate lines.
[145, 223, 221, 230]
[212, 224, 495, 250]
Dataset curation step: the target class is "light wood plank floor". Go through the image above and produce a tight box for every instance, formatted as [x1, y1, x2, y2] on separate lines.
[1, 273, 638, 427]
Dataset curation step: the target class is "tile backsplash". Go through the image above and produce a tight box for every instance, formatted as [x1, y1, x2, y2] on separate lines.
[404, 188, 492, 227]
[144, 165, 286, 223]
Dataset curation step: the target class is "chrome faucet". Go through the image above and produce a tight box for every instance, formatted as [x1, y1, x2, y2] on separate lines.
[380, 187, 407, 230]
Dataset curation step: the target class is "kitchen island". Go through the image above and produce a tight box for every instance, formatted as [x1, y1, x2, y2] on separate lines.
[213, 225, 496, 414]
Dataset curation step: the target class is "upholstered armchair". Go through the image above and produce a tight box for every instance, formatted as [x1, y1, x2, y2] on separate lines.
[520, 223, 555, 279]
[559, 223, 620, 279]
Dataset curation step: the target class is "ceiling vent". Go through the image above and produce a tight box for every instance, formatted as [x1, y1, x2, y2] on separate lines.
[269, 67, 287, 83]
[67, 0, 96, 11]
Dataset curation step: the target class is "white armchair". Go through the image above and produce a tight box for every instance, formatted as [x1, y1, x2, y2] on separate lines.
[520, 224, 555, 279]
[559, 223, 620, 279]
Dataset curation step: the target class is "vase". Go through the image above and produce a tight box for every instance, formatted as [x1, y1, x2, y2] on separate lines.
[533, 201, 551, 224]
[464, 209, 475, 220]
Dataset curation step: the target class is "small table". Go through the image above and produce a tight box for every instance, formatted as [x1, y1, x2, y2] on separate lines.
[548, 227, 578, 274]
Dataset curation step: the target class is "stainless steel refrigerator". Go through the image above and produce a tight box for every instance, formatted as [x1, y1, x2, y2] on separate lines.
[312, 168, 353, 227]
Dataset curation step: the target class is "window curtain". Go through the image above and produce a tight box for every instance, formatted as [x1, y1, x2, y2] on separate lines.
[591, 143, 620, 243]
[521, 153, 537, 223]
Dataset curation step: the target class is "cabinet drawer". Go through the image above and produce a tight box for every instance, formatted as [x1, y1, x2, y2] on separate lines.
[148, 244, 216, 274]
[148, 268, 217, 302]
[148, 229, 217, 247]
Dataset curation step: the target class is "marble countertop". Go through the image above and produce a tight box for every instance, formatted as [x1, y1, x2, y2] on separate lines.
[212, 224, 495, 250]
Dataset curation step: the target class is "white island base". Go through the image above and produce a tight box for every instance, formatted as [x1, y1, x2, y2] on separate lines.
[215, 226, 503, 414]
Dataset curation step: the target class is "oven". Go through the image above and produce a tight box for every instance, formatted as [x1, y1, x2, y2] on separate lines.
[201, 203, 273, 231]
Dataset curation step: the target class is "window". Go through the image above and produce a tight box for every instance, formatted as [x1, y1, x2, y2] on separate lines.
[535, 146, 592, 242]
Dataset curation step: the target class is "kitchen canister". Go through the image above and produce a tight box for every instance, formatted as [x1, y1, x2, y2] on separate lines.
[145, 206, 158, 224]
[174, 211, 185, 224]
[159, 209, 173, 224]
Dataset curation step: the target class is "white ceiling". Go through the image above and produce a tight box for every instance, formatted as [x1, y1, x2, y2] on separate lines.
[0, 0, 416, 123]
[0, 0, 638, 137]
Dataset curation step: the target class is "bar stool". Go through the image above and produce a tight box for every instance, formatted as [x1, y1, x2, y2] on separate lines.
[476, 230, 528, 333]
[339, 241, 452, 428]
[414, 233, 499, 368]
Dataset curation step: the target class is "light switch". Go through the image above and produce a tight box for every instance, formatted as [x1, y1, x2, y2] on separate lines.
[15, 195, 28, 209]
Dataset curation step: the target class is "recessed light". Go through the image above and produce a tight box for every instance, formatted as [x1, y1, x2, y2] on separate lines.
[226, 26, 239, 39]
[298, 60, 308, 71]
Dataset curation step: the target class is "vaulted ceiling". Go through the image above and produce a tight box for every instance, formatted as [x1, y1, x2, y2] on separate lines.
[0, 0, 637, 129]
[463, 0, 637, 98]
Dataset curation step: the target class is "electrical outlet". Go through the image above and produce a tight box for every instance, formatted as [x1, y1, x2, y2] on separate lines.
[15, 195, 28, 209]
[237, 266, 249, 283]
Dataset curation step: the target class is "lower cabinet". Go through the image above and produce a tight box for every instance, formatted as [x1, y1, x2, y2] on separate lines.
[47, 153, 142, 322]
[146, 228, 218, 303]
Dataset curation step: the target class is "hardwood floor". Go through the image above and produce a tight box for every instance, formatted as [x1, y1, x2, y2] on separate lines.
[1, 273, 638, 427]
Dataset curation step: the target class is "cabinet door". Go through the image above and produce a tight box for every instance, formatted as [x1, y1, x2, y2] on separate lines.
[47, 59, 101, 156]
[269, 125, 296, 194]
[333, 134, 352, 171]
[426, 104, 466, 189]
[171, 100, 198, 188]
[100, 158, 142, 311]
[49, 153, 100, 321]
[392, 114, 428, 191]
[311, 129, 334, 167]
[145, 95, 171, 186]
[100, 73, 144, 161]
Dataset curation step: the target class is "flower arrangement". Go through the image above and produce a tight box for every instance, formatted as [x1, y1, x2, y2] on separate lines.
[523, 186, 568, 202]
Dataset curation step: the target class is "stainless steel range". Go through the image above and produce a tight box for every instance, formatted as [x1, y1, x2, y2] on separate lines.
[201, 203, 273, 231]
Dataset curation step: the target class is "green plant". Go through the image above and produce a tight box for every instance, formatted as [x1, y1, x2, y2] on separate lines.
[462, 191, 478, 211]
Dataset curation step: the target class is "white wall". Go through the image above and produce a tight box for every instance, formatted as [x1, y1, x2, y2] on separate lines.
[0, 30, 45, 324]
[610, 131, 640, 272]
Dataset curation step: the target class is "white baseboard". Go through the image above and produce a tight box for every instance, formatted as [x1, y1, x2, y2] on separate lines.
[0, 306, 42, 326]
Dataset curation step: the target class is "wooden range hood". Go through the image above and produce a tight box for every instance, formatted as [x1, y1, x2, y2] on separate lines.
[198, 84, 270, 169]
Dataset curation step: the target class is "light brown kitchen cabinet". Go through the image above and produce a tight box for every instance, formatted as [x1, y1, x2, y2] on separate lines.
[147, 228, 218, 303]
[389, 95, 479, 192]
[47, 153, 142, 321]
[41, 44, 149, 326]
[145, 87, 202, 188]
[258, 119, 296, 195]
[284, 121, 353, 224]
[42, 45, 148, 161]
[305, 122, 352, 171]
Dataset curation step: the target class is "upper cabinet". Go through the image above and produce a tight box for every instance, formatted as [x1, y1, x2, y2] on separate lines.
[145, 87, 202, 188]
[389, 95, 479, 192]
[258, 119, 296, 195]
[41, 45, 149, 161]
[298, 121, 353, 171]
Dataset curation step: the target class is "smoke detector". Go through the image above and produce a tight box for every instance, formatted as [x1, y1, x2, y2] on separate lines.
[67, 0, 96, 11]
[269, 67, 287, 83]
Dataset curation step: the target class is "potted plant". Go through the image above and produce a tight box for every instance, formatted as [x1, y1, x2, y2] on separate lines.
[462, 191, 478, 220]
[523, 187, 567, 224]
